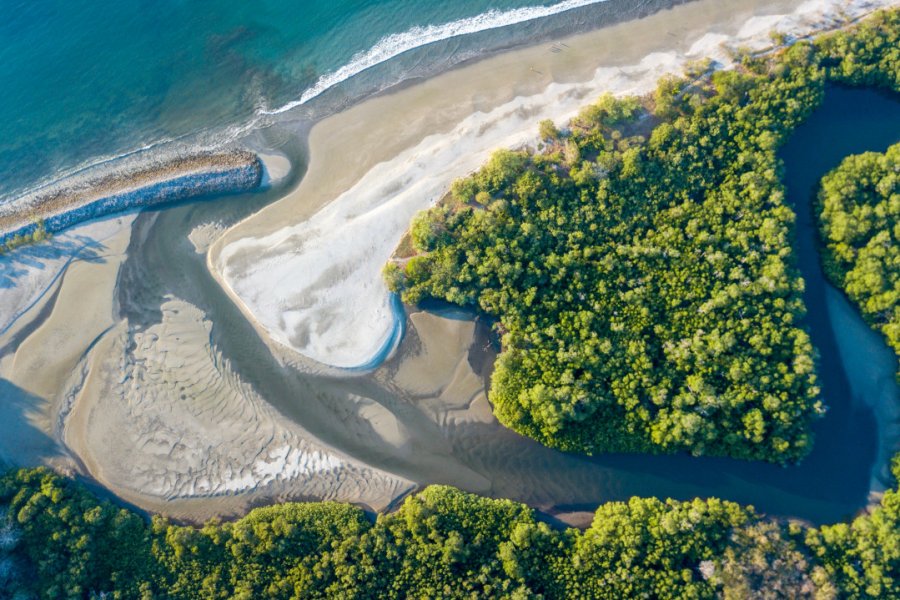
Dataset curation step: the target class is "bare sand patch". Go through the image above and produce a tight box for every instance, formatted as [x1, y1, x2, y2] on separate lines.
[393, 312, 478, 397]
[63, 298, 413, 510]
[0, 216, 134, 468]
[0, 216, 135, 338]
[188, 221, 226, 254]
[379, 310, 495, 433]
[259, 152, 291, 188]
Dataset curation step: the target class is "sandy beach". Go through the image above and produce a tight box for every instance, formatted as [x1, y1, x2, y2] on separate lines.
[0, 0, 897, 524]
[211, 0, 893, 371]
[0, 216, 135, 470]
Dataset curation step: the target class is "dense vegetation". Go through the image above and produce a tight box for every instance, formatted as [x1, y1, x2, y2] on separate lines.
[385, 9, 900, 463]
[3, 463, 900, 598]
[818, 142, 900, 370]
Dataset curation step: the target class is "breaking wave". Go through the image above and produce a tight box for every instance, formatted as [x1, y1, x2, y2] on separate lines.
[263, 0, 610, 114]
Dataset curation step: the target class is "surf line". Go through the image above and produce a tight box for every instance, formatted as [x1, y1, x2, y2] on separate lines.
[262, 0, 611, 114]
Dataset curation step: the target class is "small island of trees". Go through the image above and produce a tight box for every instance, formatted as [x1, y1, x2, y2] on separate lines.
[818, 142, 900, 374]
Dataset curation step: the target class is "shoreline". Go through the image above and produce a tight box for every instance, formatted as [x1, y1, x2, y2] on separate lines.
[209, 0, 887, 371]
[1, 0, 898, 526]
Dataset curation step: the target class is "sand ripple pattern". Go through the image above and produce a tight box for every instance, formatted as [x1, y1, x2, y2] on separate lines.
[65, 298, 411, 504]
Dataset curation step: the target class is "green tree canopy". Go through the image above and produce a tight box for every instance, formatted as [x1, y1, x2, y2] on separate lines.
[818, 143, 900, 372]
[386, 9, 900, 464]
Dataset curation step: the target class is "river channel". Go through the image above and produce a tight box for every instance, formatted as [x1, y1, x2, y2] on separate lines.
[129, 84, 900, 525]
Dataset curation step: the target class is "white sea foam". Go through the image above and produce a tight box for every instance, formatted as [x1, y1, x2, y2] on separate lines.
[0, 1, 604, 209]
[263, 0, 611, 114]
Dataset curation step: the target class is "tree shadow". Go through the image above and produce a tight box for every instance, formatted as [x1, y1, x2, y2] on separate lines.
[0, 379, 59, 466]
[0, 232, 108, 290]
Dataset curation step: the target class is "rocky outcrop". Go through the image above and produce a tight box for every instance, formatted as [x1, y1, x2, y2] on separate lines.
[0, 151, 262, 246]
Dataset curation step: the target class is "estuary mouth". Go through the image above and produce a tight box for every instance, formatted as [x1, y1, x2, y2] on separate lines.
[2, 1, 900, 597]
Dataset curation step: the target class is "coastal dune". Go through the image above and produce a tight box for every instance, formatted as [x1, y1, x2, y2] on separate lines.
[211, 0, 894, 371]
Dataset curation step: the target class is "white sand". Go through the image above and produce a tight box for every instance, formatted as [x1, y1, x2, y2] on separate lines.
[213, 0, 898, 371]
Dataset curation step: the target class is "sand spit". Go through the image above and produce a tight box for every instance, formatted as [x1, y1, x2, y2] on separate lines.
[212, 0, 898, 372]
[62, 298, 412, 509]
[188, 221, 227, 254]
[0, 151, 262, 246]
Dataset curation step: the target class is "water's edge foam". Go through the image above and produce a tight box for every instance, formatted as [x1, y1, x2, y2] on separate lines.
[264, 0, 613, 113]
[0, 0, 633, 209]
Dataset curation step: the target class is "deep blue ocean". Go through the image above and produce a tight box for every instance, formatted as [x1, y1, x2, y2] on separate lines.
[0, 0, 625, 202]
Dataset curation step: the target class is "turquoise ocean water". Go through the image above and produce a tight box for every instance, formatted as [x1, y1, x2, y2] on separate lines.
[0, 0, 633, 202]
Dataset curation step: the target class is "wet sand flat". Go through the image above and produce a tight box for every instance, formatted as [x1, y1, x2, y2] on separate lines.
[64, 298, 413, 517]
